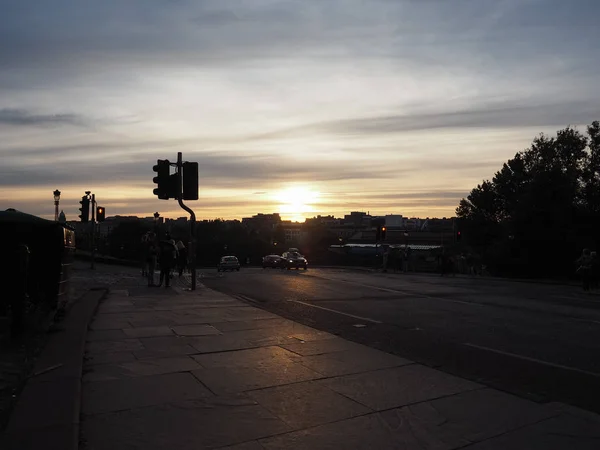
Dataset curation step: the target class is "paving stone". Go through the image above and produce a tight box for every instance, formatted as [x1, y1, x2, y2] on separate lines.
[298, 348, 412, 377]
[192, 346, 300, 369]
[139, 335, 199, 351]
[259, 413, 407, 450]
[82, 372, 213, 415]
[285, 330, 337, 342]
[133, 344, 198, 359]
[463, 413, 600, 450]
[248, 381, 371, 430]
[212, 318, 290, 332]
[84, 356, 201, 381]
[122, 326, 175, 338]
[378, 388, 558, 449]
[102, 299, 135, 307]
[87, 329, 128, 342]
[172, 324, 221, 336]
[217, 441, 266, 450]
[86, 339, 145, 354]
[192, 360, 322, 394]
[190, 335, 258, 354]
[89, 319, 132, 330]
[280, 338, 366, 356]
[171, 311, 224, 324]
[84, 351, 137, 366]
[315, 365, 482, 411]
[80, 400, 291, 450]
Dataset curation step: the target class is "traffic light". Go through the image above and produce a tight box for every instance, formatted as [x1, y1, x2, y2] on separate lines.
[381, 226, 387, 240]
[152, 159, 171, 199]
[79, 196, 90, 223]
[182, 161, 199, 200]
[456, 231, 462, 242]
[96, 206, 106, 222]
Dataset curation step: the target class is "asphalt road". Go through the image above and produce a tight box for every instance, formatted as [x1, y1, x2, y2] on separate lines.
[201, 266, 600, 413]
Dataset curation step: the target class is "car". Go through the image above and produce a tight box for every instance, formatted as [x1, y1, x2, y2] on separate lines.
[217, 256, 241, 272]
[262, 254, 285, 269]
[282, 251, 308, 270]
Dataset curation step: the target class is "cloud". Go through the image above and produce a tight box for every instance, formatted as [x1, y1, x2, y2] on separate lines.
[2, 0, 600, 220]
[0, 108, 84, 127]
[255, 101, 600, 140]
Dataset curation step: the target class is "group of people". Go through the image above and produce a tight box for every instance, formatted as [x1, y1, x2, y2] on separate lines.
[141, 232, 188, 288]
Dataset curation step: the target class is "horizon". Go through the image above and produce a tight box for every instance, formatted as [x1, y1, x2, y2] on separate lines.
[2, 1, 599, 221]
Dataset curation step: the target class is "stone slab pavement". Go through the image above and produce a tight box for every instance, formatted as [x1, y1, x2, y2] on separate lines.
[79, 275, 600, 450]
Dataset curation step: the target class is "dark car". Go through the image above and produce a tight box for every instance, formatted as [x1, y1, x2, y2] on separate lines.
[217, 256, 241, 272]
[262, 254, 285, 269]
[282, 251, 308, 270]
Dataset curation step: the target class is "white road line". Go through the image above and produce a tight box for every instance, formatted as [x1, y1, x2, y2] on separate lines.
[287, 300, 383, 324]
[572, 318, 600, 326]
[306, 274, 486, 306]
[463, 343, 600, 378]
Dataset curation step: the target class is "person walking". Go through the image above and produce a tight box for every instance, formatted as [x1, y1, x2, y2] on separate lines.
[576, 248, 594, 292]
[147, 241, 158, 287]
[157, 234, 178, 288]
[382, 247, 390, 272]
[176, 240, 187, 277]
[591, 251, 599, 290]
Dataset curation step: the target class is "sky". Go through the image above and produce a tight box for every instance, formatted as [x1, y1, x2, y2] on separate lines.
[1, 0, 599, 222]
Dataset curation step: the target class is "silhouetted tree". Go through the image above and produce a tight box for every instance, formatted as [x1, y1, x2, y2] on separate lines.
[457, 122, 598, 277]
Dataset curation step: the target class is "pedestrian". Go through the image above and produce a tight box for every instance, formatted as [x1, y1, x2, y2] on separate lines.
[147, 241, 158, 286]
[466, 253, 474, 276]
[141, 232, 150, 277]
[576, 248, 593, 292]
[157, 234, 178, 288]
[439, 250, 446, 276]
[404, 247, 412, 273]
[176, 240, 187, 277]
[591, 251, 599, 290]
[382, 247, 390, 272]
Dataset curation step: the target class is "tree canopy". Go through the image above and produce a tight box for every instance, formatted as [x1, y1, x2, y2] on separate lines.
[456, 121, 600, 277]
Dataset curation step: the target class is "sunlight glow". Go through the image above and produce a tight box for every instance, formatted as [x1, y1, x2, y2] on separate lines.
[275, 186, 320, 222]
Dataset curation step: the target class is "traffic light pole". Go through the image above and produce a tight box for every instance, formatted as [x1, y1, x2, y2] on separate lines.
[91, 194, 96, 269]
[176, 152, 196, 291]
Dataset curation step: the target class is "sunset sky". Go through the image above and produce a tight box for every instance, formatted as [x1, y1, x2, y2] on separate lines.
[1, 0, 599, 222]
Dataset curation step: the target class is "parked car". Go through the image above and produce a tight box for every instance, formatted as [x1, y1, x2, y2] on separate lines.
[217, 256, 241, 272]
[262, 254, 285, 269]
[282, 251, 308, 270]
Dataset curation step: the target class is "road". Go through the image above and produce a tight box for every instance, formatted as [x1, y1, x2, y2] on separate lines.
[201, 267, 600, 413]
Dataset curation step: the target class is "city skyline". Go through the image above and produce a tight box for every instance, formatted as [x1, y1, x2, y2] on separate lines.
[2, 1, 600, 221]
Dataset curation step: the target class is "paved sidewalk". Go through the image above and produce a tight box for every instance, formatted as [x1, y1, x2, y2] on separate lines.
[80, 276, 600, 449]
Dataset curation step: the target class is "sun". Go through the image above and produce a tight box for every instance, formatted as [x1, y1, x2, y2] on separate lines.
[275, 186, 320, 222]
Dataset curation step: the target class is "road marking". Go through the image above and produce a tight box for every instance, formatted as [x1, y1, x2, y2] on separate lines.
[287, 300, 383, 324]
[572, 318, 600, 326]
[463, 343, 600, 378]
[305, 274, 487, 306]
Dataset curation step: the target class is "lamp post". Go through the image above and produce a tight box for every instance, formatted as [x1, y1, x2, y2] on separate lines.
[53, 189, 61, 221]
[154, 212, 160, 233]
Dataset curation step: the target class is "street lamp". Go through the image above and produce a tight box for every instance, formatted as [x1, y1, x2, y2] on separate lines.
[53, 189, 61, 221]
[154, 212, 160, 233]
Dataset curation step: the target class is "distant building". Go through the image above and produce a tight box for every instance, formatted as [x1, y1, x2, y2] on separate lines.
[242, 213, 282, 231]
[58, 210, 66, 223]
[305, 215, 341, 227]
[384, 214, 403, 228]
[343, 211, 372, 227]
